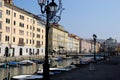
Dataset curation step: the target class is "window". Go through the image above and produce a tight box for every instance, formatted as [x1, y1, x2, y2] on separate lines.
[6, 10, 10, 15]
[0, 22, 2, 29]
[19, 22, 24, 27]
[14, 13, 16, 17]
[0, 32, 1, 42]
[37, 28, 40, 32]
[5, 36, 9, 41]
[42, 29, 44, 33]
[19, 38, 24, 44]
[37, 34, 40, 38]
[13, 37, 15, 42]
[26, 39, 28, 44]
[33, 40, 34, 44]
[0, 10, 2, 18]
[27, 25, 29, 29]
[6, 27, 10, 33]
[36, 41, 41, 47]
[19, 15, 24, 20]
[41, 41, 43, 45]
[14, 21, 16, 25]
[13, 28, 16, 34]
[42, 35, 44, 39]
[30, 32, 32, 37]
[30, 40, 31, 44]
[6, 18, 10, 24]
[19, 30, 24, 35]
[36, 41, 40, 45]
[33, 27, 35, 31]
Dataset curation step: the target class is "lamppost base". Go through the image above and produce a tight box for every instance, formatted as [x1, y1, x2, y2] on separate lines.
[43, 63, 50, 80]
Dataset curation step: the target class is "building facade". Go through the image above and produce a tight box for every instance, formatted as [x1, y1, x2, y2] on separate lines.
[67, 34, 80, 54]
[80, 39, 92, 53]
[0, 0, 45, 57]
[102, 37, 117, 55]
[48, 24, 68, 54]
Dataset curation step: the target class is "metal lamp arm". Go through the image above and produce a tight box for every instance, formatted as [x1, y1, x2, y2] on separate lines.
[40, 5, 46, 14]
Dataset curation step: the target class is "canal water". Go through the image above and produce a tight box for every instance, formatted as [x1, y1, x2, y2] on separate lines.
[0, 58, 80, 80]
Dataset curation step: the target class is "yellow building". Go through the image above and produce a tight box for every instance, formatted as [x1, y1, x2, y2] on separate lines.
[68, 34, 80, 53]
[0, 0, 45, 57]
[48, 24, 68, 54]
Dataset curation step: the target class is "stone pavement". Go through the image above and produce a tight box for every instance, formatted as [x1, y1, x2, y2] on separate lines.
[50, 56, 120, 80]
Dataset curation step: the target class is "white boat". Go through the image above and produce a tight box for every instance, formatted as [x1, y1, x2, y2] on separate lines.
[18, 60, 35, 65]
[0, 63, 6, 68]
[52, 57, 63, 61]
[50, 67, 71, 72]
[35, 68, 54, 75]
[11, 75, 43, 80]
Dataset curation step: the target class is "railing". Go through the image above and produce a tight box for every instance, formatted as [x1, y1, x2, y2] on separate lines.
[18, 42, 25, 46]
[36, 44, 41, 48]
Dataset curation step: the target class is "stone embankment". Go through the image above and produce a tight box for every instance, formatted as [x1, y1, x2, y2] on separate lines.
[0, 55, 44, 63]
[0, 55, 66, 63]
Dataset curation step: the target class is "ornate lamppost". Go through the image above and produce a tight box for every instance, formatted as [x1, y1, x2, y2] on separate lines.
[38, 0, 62, 80]
[93, 34, 97, 61]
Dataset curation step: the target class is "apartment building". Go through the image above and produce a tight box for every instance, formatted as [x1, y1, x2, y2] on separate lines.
[80, 39, 92, 53]
[48, 24, 68, 54]
[0, 0, 45, 57]
[67, 34, 80, 54]
[103, 37, 117, 55]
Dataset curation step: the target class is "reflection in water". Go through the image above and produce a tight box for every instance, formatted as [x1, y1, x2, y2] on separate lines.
[0, 58, 80, 80]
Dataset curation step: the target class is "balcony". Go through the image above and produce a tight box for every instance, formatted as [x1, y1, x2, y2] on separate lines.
[18, 42, 25, 46]
[36, 43, 41, 48]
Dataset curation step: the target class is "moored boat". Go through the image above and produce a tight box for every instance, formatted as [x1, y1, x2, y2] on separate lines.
[34, 68, 54, 75]
[52, 57, 63, 61]
[18, 60, 35, 66]
[11, 75, 43, 80]
[7, 61, 19, 67]
[50, 67, 71, 72]
[0, 63, 6, 68]
[30, 59, 44, 64]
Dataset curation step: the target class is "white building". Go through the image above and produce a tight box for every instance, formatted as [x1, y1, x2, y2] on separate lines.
[0, 0, 45, 57]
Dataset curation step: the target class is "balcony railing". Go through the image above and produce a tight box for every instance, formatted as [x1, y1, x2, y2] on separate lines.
[18, 42, 25, 46]
[36, 44, 41, 48]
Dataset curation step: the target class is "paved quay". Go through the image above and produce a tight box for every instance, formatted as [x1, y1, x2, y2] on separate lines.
[50, 56, 120, 80]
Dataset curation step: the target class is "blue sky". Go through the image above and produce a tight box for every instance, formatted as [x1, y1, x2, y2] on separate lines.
[13, 0, 120, 42]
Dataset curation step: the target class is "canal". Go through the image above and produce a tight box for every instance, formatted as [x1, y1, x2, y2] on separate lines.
[0, 58, 80, 80]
